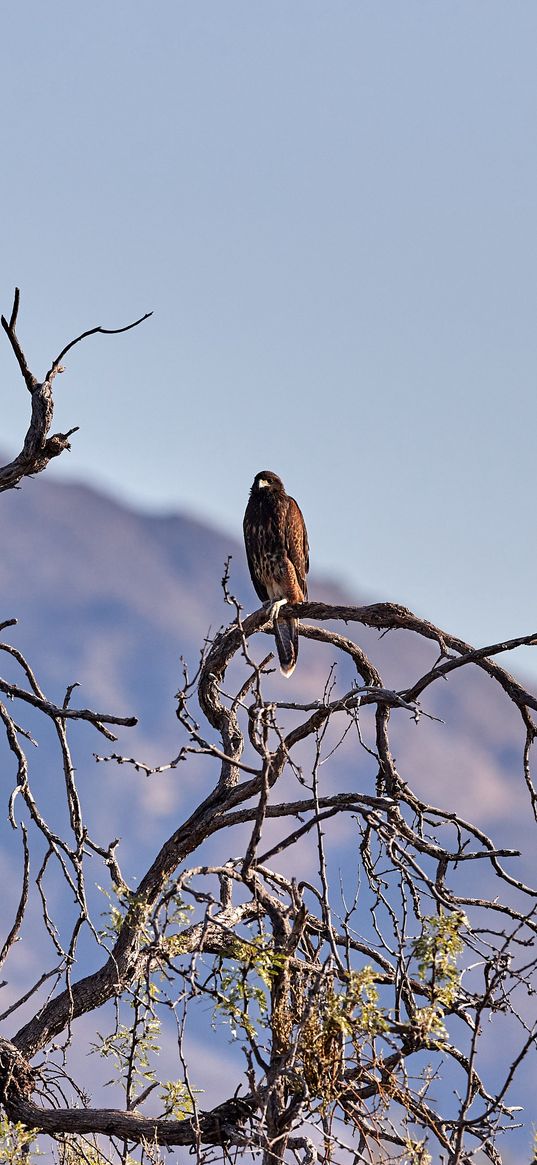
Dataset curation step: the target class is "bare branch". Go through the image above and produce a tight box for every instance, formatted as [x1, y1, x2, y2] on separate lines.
[45, 310, 153, 379]
[0, 290, 152, 493]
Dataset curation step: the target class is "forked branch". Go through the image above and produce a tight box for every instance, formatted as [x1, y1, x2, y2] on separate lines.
[0, 289, 152, 493]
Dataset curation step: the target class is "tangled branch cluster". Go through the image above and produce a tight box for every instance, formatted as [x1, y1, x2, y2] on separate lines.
[0, 589, 536, 1165]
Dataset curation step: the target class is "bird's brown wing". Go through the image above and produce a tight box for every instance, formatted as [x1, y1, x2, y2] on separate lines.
[243, 508, 270, 603]
[285, 496, 309, 600]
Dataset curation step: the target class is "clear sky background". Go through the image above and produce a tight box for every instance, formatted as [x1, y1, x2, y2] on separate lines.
[1, 2, 537, 675]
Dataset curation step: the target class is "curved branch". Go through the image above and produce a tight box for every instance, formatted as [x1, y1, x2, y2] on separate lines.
[45, 310, 153, 380]
[234, 600, 537, 723]
[0, 1040, 256, 1147]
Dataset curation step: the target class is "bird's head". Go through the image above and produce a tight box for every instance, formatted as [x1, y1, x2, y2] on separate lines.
[250, 470, 284, 493]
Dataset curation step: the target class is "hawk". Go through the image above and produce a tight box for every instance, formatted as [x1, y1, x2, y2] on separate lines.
[243, 470, 309, 677]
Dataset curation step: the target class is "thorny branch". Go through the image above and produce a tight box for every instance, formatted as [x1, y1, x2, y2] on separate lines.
[0, 289, 152, 493]
[0, 596, 536, 1165]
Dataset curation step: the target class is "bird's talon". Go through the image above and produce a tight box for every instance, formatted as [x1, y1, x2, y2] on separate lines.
[265, 598, 288, 622]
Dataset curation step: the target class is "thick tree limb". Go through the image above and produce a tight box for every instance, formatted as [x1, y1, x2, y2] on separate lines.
[0, 1038, 256, 1147]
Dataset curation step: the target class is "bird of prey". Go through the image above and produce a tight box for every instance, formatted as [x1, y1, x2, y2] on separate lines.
[243, 470, 309, 677]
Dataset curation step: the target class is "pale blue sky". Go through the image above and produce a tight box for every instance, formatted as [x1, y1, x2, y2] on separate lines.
[1, 2, 537, 674]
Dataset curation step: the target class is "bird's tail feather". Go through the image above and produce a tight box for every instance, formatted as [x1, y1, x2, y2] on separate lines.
[274, 617, 299, 677]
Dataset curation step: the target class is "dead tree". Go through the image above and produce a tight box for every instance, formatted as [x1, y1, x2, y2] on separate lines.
[0, 288, 151, 493]
[0, 577, 536, 1165]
